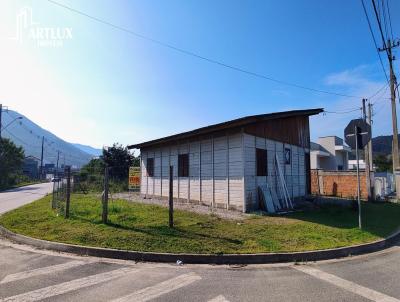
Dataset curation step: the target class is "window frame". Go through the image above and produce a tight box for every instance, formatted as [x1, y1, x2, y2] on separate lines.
[146, 158, 154, 177]
[256, 148, 268, 177]
[178, 153, 189, 177]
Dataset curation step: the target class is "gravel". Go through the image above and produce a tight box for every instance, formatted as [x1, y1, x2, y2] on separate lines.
[113, 192, 249, 220]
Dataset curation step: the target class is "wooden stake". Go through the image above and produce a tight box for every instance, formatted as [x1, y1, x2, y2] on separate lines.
[65, 166, 71, 219]
[102, 166, 109, 224]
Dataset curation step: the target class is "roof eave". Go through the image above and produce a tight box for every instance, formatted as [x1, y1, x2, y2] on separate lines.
[128, 108, 323, 149]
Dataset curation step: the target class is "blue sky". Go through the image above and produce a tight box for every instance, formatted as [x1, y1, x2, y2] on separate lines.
[0, 0, 399, 148]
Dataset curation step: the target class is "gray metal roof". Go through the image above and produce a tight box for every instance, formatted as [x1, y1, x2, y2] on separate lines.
[128, 108, 323, 149]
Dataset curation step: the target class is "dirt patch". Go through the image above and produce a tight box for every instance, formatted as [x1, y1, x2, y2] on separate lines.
[114, 192, 248, 221]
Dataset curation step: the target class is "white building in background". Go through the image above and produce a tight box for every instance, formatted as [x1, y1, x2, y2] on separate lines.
[311, 136, 351, 170]
[348, 159, 366, 170]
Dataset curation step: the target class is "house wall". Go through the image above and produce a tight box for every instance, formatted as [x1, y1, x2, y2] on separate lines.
[310, 152, 319, 169]
[316, 137, 337, 170]
[139, 116, 311, 212]
[243, 133, 307, 210]
[140, 131, 245, 211]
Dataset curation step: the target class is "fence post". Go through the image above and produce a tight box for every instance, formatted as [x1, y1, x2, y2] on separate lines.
[65, 166, 71, 218]
[52, 179, 56, 209]
[169, 165, 173, 228]
[102, 166, 109, 224]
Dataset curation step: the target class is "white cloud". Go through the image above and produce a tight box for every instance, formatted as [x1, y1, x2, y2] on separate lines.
[310, 64, 392, 141]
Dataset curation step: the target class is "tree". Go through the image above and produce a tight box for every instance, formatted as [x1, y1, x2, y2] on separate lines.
[0, 138, 25, 189]
[374, 154, 392, 172]
[102, 143, 135, 181]
[79, 158, 105, 181]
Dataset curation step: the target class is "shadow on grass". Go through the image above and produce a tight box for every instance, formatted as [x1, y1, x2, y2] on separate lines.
[286, 201, 400, 238]
[70, 213, 242, 246]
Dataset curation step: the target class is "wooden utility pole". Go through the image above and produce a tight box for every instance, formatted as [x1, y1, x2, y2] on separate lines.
[102, 166, 109, 224]
[389, 43, 399, 173]
[362, 99, 371, 199]
[169, 165, 173, 228]
[367, 102, 373, 195]
[0, 104, 3, 139]
[65, 166, 71, 218]
[378, 39, 400, 184]
[39, 136, 44, 180]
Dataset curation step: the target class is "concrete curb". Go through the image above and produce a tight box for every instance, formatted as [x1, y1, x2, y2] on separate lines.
[1, 225, 400, 264]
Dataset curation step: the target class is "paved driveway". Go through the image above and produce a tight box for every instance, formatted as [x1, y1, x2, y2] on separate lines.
[0, 183, 53, 214]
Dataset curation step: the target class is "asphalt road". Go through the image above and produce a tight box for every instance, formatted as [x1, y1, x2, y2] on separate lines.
[1, 184, 400, 301]
[0, 182, 53, 214]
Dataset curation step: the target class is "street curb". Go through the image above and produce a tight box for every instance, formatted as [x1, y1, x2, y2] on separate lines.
[1, 225, 400, 264]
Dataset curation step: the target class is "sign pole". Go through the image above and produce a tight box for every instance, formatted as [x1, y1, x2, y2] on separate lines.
[355, 126, 362, 229]
[169, 165, 174, 228]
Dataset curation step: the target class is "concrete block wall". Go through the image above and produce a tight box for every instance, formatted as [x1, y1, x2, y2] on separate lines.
[140, 132, 244, 211]
[243, 133, 307, 210]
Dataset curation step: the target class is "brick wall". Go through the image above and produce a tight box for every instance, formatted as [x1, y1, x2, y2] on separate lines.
[311, 170, 368, 200]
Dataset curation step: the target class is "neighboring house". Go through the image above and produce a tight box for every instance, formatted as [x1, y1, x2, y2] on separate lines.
[374, 172, 394, 199]
[310, 136, 351, 170]
[128, 108, 323, 212]
[22, 156, 39, 179]
[348, 159, 366, 170]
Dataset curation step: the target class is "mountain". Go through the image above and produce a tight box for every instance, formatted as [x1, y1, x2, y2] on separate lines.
[347, 135, 396, 160]
[72, 143, 102, 157]
[372, 135, 398, 156]
[1, 110, 94, 168]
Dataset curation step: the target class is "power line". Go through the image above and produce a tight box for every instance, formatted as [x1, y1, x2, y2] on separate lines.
[361, 0, 389, 82]
[4, 110, 92, 164]
[385, 0, 394, 41]
[371, 0, 389, 54]
[47, 0, 362, 99]
[380, 0, 390, 41]
[323, 107, 361, 114]
[370, 82, 390, 104]
[2, 128, 40, 149]
[369, 83, 389, 101]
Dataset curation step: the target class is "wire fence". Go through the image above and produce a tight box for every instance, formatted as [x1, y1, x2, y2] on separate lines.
[51, 165, 135, 219]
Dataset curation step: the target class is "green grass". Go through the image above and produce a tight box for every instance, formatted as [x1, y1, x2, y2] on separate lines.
[1, 194, 400, 254]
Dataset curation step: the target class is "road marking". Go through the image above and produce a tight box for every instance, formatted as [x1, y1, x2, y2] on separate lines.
[0, 260, 92, 284]
[293, 265, 400, 302]
[111, 272, 201, 302]
[0, 267, 137, 302]
[208, 295, 230, 302]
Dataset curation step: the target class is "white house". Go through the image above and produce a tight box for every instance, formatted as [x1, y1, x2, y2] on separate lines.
[311, 136, 351, 170]
[128, 109, 323, 212]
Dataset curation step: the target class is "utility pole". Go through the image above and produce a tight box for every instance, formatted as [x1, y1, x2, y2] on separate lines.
[0, 104, 3, 139]
[362, 99, 371, 199]
[378, 39, 400, 186]
[56, 150, 60, 176]
[367, 102, 374, 195]
[39, 136, 44, 180]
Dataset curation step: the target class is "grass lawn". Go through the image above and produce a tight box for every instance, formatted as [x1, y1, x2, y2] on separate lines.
[1, 194, 399, 254]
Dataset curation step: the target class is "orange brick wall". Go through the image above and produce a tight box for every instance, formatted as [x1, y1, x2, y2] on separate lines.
[311, 170, 368, 200]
